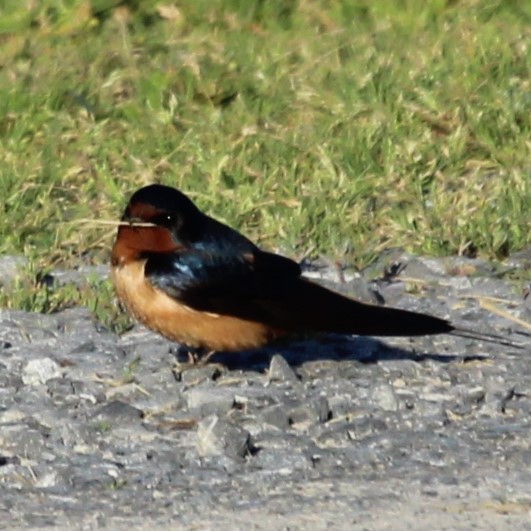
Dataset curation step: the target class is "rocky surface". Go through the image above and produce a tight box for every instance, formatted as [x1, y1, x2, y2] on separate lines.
[0, 252, 530, 530]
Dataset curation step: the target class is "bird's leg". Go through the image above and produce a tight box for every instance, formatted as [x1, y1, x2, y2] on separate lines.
[171, 344, 205, 364]
[184, 347, 217, 365]
[187, 348, 201, 365]
[172, 346, 224, 379]
[170, 345, 203, 375]
[197, 349, 218, 365]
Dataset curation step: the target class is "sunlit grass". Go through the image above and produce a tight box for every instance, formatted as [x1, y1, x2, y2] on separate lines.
[0, 0, 529, 321]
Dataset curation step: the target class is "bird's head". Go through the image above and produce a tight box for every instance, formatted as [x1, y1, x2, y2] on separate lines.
[113, 184, 203, 260]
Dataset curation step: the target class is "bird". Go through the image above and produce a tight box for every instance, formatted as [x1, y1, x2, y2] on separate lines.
[111, 183, 521, 354]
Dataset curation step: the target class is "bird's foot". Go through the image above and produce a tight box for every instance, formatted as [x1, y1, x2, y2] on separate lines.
[185, 348, 218, 365]
[171, 346, 225, 379]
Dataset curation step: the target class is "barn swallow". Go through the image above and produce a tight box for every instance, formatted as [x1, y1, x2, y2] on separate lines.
[111, 184, 521, 353]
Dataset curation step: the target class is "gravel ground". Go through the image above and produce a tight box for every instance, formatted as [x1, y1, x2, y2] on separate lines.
[1, 251, 530, 530]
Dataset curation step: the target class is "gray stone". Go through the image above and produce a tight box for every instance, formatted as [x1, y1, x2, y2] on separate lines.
[251, 447, 312, 472]
[259, 404, 290, 430]
[370, 382, 399, 411]
[47, 264, 109, 287]
[288, 396, 331, 426]
[0, 255, 28, 285]
[92, 400, 144, 425]
[0, 252, 530, 529]
[196, 415, 252, 459]
[179, 365, 223, 383]
[460, 385, 486, 405]
[22, 358, 62, 385]
[184, 387, 236, 416]
[268, 353, 299, 383]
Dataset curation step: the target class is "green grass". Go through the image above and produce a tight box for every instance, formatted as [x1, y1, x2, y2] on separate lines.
[0, 0, 529, 322]
[0, 267, 133, 333]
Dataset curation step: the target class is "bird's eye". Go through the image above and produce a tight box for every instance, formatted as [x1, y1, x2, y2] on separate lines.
[153, 213, 176, 227]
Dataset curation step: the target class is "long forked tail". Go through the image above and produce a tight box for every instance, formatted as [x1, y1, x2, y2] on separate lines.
[266, 279, 525, 349]
[449, 328, 526, 350]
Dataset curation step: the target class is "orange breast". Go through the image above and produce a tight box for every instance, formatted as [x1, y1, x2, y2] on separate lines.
[111, 259, 284, 351]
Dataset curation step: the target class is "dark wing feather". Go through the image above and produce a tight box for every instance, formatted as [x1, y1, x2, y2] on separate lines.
[145, 245, 456, 337]
[144, 209, 457, 338]
[144, 246, 302, 324]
